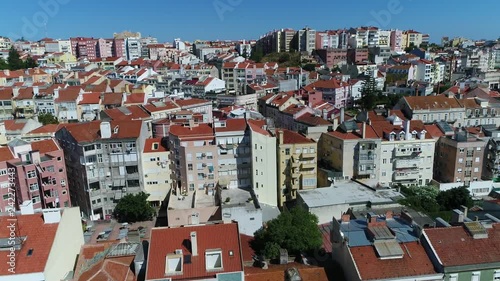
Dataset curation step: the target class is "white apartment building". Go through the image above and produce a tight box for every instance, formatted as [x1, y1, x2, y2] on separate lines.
[248, 119, 278, 207]
[141, 138, 172, 206]
[376, 118, 436, 187]
[126, 37, 142, 61]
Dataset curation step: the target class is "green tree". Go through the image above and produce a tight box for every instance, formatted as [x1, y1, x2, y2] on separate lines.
[0, 58, 8, 70]
[250, 45, 264, 63]
[251, 207, 322, 259]
[38, 112, 59, 125]
[399, 185, 441, 213]
[302, 64, 316, 72]
[114, 192, 155, 223]
[357, 77, 380, 110]
[7, 47, 24, 70]
[24, 56, 38, 68]
[436, 187, 474, 210]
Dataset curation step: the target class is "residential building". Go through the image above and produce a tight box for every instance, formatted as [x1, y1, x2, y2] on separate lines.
[422, 220, 500, 281]
[412, 59, 435, 83]
[294, 27, 316, 54]
[4, 119, 43, 142]
[373, 118, 436, 187]
[145, 222, 244, 281]
[402, 30, 425, 48]
[275, 129, 317, 207]
[331, 211, 443, 281]
[55, 120, 149, 220]
[319, 119, 381, 184]
[12, 87, 36, 118]
[347, 48, 369, 64]
[434, 128, 486, 185]
[248, 119, 278, 207]
[221, 61, 277, 91]
[141, 138, 172, 206]
[214, 119, 252, 189]
[316, 30, 340, 49]
[0, 88, 13, 120]
[5, 139, 71, 210]
[22, 124, 62, 142]
[55, 86, 84, 122]
[70, 37, 98, 60]
[125, 37, 142, 61]
[316, 48, 348, 68]
[0, 206, 84, 281]
[482, 128, 500, 181]
[395, 94, 466, 127]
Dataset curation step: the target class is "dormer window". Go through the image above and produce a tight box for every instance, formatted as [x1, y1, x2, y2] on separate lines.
[411, 130, 418, 140]
[165, 253, 183, 275]
[389, 132, 395, 141]
[153, 143, 159, 150]
[205, 249, 223, 271]
[399, 131, 405, 140]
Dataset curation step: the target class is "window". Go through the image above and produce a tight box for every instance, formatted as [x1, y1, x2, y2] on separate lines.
[475, 157, 480, 163]
[285, 149, 290, 155]
[458, 158, 463, 163]
[188, 164, 193, 171]
[97, 154, 103, 163]
[27, 170, 36, 179]
[189, 184, 195, 191]
[471, 272, 480, 281]
[302, 178, 317, 187]
[382, 159, 387, 164]
[493, 269, 500, 280]
[477, 147, 481, 151]
[0, 169, 6, 176]
[382, 171, 386, 177]
[3, 194, 10, 200]
[205, 250, 223, 270]
[29, 183, 38, 191]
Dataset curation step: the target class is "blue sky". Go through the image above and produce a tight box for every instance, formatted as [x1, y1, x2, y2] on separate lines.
[3, 0, 499, 43]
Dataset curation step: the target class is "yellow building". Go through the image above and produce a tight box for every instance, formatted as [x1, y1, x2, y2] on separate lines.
[47, 52, 77, 64]
[276, 129, 318, 207]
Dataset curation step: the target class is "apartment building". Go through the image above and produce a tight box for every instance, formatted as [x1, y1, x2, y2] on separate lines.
[248, 119, 278, 207]
[221, 61, 277, 91]
[319, 119, 381, 184]
[373, 118, 436, 187]
[395, 94, 466, 127]
[214, 119, 251, 189]
[0, 206, 84, 281]
[55, 120, 148, 220]
[126, 37, 142, 61]
[275, 129, 317, 207]
[482, 128, 500, 181]
[390, 29, 403, 52]
[168, 122, 218, 196]
[70, 37, 98, 60]
[145, 222, 244, 281]
[3, 139, 71, 211]
[316, 48, 348, 68]
[141, 138, 172, 206]
[434, 128, 486, 185]
[294, 27, 316, 54]
[316, 30, 340, 49]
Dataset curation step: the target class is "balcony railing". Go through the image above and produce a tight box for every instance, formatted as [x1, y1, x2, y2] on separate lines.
[393, 171, 420, 181]
[395, 159, 420, 169]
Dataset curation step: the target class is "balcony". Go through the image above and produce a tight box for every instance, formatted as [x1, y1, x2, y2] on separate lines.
[395, 159, 420, 169]
[358, 155, 376, 164]
[394, 146, 422, 157]
[300, 161, 316, 170]
[300, 152, 316, 160]
[393, 171, 420, 181]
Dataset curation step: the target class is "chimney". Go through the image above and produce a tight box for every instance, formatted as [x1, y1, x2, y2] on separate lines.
[13, 87, 20, 98]
[33, 86, 39, 96]
[3, 69, 10, 76]
[190, 231, 198, 256]
[122, 92, 127, 105]
[75, 72, 79, 80]
[404, 120, 411, 140]
[340, 107, 345, 123]
[341, 213, 350, 223]
[125, 84, 130, 93]
[385, 210, 393, 220]
[20, 200, 34, 215]
[54, 88, 60, 99]
[42, 209, 62, 224]
[100, 121, 112, 139]
[29, 150, 41, 164]
[278, 130, 284, 145]
[322, 109, 328, 120]
[362, 121, 366, 139]
[461, 205, 468, 219]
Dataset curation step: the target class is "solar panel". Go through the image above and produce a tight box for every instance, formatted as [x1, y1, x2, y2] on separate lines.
[464, 221, 488, 239]
[368, 226, 395, 240]
[436, 121, 454, 133]
[373, 240, 404, 259]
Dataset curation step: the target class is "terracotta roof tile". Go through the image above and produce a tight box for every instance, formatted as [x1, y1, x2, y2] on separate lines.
[424, 224, 500, 267]
[174, 98, 211, 108]
[0, 146, 14, 162]
[350, 242, 436, 280]
[13, 87, 34, 100]
[143, 138, 168, 153]
[30, 139, 60, 154]
[327, 122, 379, 140]
[0, 213, 58, 275]
[245, 263, 328, 281]
[247, 119, 270, 136]
[55, 86, 83, 103]
[4, 119, 30, 131]
[277, 129, 315, 144]
[146, 223, 243, 280]
[61, 120, 143, 143]
[124, 93, 145, 104]
[404, 95, 463, 110]
[102, 93, 123, 105]
[215, 119, 247, 133]
[0, 88, 12, 100]
[79, 92, 101, 105]
[102, 105, 150, 121]
[169, 123, 214, 140]
[295, 114, 332, 126]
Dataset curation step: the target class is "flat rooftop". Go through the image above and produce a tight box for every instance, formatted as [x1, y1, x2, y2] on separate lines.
[298, 181, 403, 208]
[168, 190, 216, 209]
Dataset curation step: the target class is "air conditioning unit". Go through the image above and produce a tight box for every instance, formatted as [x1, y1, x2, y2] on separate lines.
[175, 249, 183, 255]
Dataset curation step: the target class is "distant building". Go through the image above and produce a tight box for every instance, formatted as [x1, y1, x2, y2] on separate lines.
[141, 138, 172, 206]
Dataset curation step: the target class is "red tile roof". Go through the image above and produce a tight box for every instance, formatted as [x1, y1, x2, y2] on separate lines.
[102, 93, 123, 105]
[404, 95, 463, 110]
[327, 122, 379, 140]
[247, 119, 270, 136]
[424, 124, 445, 138]
[169, 123, 214, 140]
[55, 86, 83, 103]
[146, 222, 243, 280]
[124, 93, 145, 104]
[244, 263, 328, 281]
[0, 213, 59, 275]
[350, 242, 436, 280]
[0, 146, 14, 162]
[25, 124, 61, 135]
[215, 119, 247, 133]
[102, 105, 150, 121]
[0, 88, 12, 100]
[143, 101, 179, 113]
[13, 87, 34, 100]
[239, 234, 254, 263]
[4, 119, 29, 131]
[295, 114, 332, 126]
[61, 120, 143, 143]
[79, 92, 101, 105]
[30, 139, 60, 154]
[174, 98, 210, 108]
[277, 129, 315, 144]
[143, 138, 168, 153]
[424, 224, 500, 267]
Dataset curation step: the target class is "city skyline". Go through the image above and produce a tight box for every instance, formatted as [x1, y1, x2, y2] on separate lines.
[2, 0, 499, 43]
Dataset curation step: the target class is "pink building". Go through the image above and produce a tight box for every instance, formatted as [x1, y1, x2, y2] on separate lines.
[347, 48, 369, 64]
[112, 38, 126, 59]
[70, 37, 98, 60]
[316, 48, 347, 68]
[390, 29, 403, 52]
[0, 139, 70, 212]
